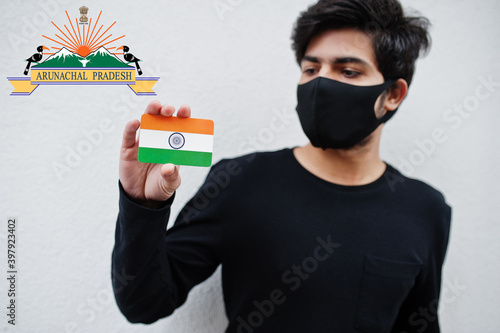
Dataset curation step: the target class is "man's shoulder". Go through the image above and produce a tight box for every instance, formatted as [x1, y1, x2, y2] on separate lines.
[210, 148, 292, 175]
[386, 164, 451, 220]
[196, 148, 293, 196]
[388, 164, 445, 197]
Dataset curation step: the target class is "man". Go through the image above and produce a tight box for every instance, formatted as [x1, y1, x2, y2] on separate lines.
[112, 0, 451, 332]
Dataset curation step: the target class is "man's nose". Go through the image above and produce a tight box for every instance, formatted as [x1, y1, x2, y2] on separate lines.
[317, 68, 338, 81]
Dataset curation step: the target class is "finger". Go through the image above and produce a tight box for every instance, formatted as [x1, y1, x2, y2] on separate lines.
[160, 104, 176, 117]
[121, 119, 140, 149]
[177, 104, 191, 118]
[161, 164, 178, 178]
[160, 164, 181, 194]
[145, 100, 162, 115]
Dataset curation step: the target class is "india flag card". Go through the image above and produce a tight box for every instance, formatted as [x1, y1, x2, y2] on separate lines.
[138, 114, 214, 167]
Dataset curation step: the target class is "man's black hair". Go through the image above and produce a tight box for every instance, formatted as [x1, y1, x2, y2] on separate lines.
[292, 0, 431, 86]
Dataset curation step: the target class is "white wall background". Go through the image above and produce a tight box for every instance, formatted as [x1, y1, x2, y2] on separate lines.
[0, 0, 499, 332]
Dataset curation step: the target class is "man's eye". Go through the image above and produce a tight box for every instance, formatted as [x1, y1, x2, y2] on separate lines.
[343, 70, 360, 78]
[303, 68, 318, 75]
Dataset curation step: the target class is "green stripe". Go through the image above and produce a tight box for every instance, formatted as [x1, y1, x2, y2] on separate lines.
[138, 147, 212, 167]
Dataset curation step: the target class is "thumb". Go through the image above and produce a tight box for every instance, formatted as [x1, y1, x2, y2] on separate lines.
[159, 164, 181, 198]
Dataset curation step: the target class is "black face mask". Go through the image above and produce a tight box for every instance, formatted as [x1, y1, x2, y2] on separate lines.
[296, 77, 397, 150]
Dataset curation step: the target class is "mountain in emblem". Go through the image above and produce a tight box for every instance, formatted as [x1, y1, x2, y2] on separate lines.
[84, 47, 132, 68]
[33, 47, 132, 68]
[33, 47, 83, 67]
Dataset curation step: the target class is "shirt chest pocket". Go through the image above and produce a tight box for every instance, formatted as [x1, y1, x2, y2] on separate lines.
[354, 255, 422, 333]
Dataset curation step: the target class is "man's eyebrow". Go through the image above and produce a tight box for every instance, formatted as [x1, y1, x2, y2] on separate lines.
[302, 55, 321, 64]
[334, 57, 369, 65]
[302, 55, 370, 66]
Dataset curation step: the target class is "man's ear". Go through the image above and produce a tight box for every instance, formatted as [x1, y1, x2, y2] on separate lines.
[384, 78, 408, 111]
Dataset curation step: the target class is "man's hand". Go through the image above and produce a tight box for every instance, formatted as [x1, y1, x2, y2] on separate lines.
[119, 100, 191, 207]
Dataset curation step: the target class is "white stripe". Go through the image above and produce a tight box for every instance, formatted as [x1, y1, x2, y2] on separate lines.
[139, 129, 213, 153]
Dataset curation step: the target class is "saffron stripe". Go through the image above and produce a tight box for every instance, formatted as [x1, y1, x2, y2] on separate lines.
[138, 148, 212, 167]
[140, 114, 214, 135]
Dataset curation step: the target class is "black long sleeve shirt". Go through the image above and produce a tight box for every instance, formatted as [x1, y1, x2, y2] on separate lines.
[112, 148, 451, 332]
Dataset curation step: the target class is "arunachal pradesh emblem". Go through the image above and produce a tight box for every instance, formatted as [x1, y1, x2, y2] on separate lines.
[7, 8, 159, 96]
[79, 6, 89, 23]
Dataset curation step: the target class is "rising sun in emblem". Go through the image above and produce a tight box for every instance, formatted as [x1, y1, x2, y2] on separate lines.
[42, 10, 125, 58]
